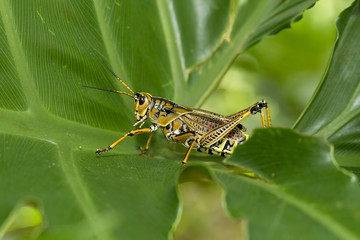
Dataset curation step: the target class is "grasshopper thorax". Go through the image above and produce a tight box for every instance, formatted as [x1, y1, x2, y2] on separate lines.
[134, 92, 153, 123]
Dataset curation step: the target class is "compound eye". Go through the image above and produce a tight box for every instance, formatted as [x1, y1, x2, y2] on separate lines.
[139, 95, 145, 105]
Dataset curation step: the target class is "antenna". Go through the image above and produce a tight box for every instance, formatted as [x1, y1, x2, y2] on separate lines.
[101, 59, 134, 94]
[82, 85, 134, 98]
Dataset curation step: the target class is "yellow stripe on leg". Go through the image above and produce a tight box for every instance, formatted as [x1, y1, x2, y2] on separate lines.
[182, 135, 199, 166]
[96, 128, 152, 154]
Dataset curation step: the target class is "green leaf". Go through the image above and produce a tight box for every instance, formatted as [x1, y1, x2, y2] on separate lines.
[294, 0, 360, 165]
[223, 128, 360, 239]
[218, 2, 360, 238]
[6, 0, 358, 239]
[168, 0, 318, 106]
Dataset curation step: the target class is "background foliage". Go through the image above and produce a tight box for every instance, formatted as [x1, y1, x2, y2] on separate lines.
[0, 0, 359, 240]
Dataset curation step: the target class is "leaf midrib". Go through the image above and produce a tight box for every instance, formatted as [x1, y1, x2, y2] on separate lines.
[190, 0, 275, 107]
[156, 0, 187, 102]
[0, 1, 42, 113]
[0, 108, 120, 239]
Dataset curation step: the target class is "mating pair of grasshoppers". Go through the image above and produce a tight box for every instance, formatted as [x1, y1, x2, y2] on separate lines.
[84, 64, 271, 165]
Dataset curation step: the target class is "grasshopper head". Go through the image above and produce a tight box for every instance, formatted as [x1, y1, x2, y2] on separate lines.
[134, 92, 153, 122]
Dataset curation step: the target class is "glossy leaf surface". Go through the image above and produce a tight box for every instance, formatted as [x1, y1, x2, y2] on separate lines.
[224, 128, 360, 239]
[2, 0, 360, 239]
[294, 1, 360, 166]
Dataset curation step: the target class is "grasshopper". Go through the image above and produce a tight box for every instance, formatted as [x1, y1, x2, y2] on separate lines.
[84, 65, 271, 165]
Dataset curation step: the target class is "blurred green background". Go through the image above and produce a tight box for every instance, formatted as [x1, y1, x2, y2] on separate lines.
[175, 1, 353, 239]
[203, 0, 353, 129]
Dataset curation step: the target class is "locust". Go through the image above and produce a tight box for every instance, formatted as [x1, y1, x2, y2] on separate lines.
[84, 64, 271, 165]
